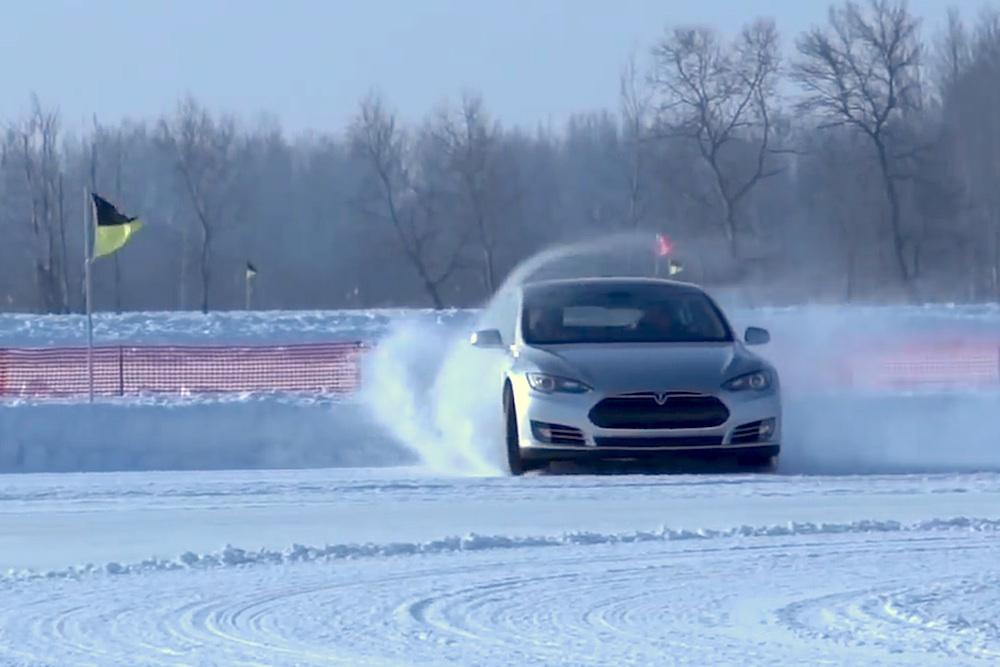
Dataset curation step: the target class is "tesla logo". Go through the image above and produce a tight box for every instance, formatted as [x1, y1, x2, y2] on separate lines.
[653, 393, 672, 405]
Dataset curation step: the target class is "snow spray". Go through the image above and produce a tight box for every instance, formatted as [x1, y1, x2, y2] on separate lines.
[360, 233, 654, 475]
[742, 305, 1000, 475]
[362, 232, 1000, 476]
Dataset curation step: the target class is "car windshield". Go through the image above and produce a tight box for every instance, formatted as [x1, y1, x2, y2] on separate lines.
[521, 283, 732, 344]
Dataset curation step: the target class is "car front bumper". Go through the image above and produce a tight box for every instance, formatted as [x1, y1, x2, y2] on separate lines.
[520, 442, 780, 462]
[515, 382, 781, 462]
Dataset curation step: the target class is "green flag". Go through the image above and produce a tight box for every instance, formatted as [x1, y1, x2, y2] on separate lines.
[92, 193, 142, 259]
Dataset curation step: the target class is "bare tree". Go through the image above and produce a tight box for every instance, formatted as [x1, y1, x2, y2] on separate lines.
[938, 8, 1000, 298]
[159, 97, 240, 313]
[350, 94, 464, 308]
[620, 53, 654, 230]
[971, 9, 1000, 297]
[426, 93, 515, 294]
[934, 8, 972, 97]
[651, 19, 782, 257]
[794, 0, 923, 297]
[9, 14, 1000, 315]
[7, 97, 68, 312]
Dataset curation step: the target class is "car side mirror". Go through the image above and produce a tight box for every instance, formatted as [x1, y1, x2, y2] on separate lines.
[470, 329, 504, 348]
[744, 326, 770, 346]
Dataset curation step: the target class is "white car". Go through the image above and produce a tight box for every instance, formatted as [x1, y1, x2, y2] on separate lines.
[471, 277, 781, 474]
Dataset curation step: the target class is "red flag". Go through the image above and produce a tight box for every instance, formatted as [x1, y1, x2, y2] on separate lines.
[655, 233, 673, 257]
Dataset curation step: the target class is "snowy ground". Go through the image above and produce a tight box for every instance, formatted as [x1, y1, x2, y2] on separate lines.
[2, 305, 999, 664]
[2, 468, 1000, 665]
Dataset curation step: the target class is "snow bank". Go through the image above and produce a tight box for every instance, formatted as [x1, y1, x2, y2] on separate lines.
[0, 398, 412, 473]
[9, 515, 1000, 582]
[0, 309, 458, 474]
[735, 306, 1000, 475]
[782, 392, 1000, 474]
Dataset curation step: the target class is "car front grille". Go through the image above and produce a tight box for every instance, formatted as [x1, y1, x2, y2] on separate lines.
[594, 435, 723, 448]
[589, 392, 729, 429]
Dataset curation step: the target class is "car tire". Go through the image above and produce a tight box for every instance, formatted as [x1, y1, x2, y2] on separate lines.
[504, 385, 525, 476]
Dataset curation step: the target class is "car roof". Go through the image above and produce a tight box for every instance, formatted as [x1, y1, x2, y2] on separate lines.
[520, 276, 707, 294]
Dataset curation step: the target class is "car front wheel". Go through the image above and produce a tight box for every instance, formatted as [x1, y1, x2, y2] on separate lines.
[503, 385, 525, 476]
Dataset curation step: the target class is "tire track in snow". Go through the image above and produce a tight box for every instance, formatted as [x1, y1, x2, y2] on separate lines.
[779, 573, 1000, 660]
[1, 523, 999, 666]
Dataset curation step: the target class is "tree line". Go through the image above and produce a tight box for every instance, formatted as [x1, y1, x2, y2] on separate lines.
[2, 0, 999, 313]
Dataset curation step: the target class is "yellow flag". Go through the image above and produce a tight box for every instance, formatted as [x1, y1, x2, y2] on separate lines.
[94, 220, 143, 258]
[91, 193, 142, 259]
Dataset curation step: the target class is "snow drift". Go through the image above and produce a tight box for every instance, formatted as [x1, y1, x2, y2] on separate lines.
[9, 515, 1000, 582]
[0, 398, 411, 473]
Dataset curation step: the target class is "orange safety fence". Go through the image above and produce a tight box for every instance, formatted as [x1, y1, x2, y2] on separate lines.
[0, 342, 366, 398]
[1, 338, 997, 400]
[830, 340, 1000, 390]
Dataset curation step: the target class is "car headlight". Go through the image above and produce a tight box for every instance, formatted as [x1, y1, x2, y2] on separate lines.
[526, 372, 591, 394]
[723, 370, 772, 391]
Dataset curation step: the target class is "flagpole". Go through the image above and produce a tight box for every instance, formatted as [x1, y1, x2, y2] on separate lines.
[245, 263, 256, 311]
[654, 237, 661, 277]
[83, 187, 94, 403]
[245, 273, 253, 310]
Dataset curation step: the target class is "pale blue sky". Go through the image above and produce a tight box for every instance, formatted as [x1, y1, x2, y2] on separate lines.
[1, 0, 987, 134]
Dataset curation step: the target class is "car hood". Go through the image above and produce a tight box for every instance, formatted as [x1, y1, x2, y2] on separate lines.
[519, 343, 762, 394]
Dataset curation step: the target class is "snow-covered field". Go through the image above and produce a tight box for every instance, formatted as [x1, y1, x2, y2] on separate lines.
[2, 468, 1000, 665]
[1, 305, 1000, 665]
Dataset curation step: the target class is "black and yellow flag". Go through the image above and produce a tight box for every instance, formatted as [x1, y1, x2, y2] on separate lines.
[91, 193, 142, 259]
